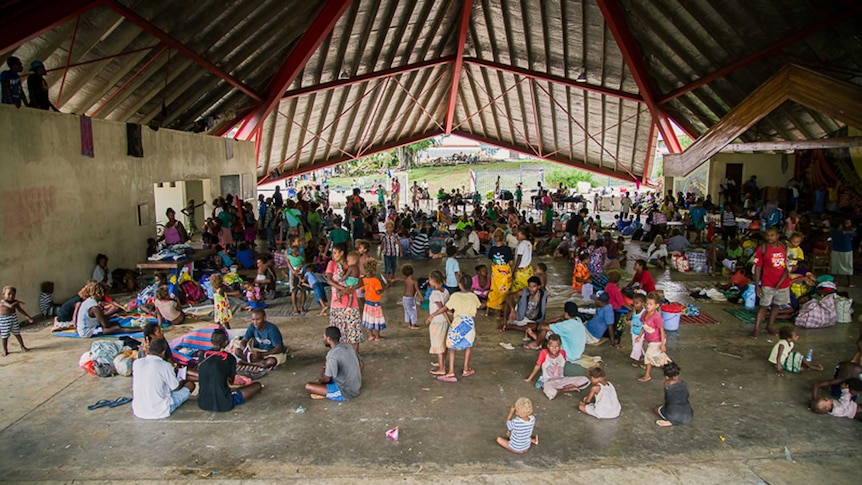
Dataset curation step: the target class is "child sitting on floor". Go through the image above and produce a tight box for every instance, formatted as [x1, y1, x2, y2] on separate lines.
[241, 281, 267, 311]
[39, 281, 60, 317]
[769, 325, 824, 377]
[655, 362, 693, 426]
[154, 285, 187, 325]
[523, 334, 589, 400]
[496, 397, 538, 454]
[578, 366, 621, 419]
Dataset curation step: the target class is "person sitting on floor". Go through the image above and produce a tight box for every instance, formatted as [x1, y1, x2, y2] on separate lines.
[234, 309, 285, 369]
[153, 286, 186, 326]
[304, 326, 363, 401]
[584, 292, 619, 348]
[198, 329, 262, 412]
[525, 302, 587, 361]
[502, 276, 548, 333]
[132, 338, 195, 420]
[75, 283, 136, 337]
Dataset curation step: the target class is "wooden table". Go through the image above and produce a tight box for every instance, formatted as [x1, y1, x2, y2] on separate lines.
[136, 249, 216, 272]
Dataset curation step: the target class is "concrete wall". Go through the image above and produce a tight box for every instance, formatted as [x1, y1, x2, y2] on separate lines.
[707, 153, 795, 199]
[0, 105, 254, 307]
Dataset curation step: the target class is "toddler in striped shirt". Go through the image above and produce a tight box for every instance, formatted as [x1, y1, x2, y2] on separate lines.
[496, 397, 538, 454]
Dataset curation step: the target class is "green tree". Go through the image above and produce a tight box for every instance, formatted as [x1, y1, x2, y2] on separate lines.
[396, 138, 438, 169]
[546, 167, 597, 187]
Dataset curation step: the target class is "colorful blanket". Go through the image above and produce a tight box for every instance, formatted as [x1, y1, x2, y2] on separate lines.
[52, 313, 160, 338]
[169, 325, 223, 367]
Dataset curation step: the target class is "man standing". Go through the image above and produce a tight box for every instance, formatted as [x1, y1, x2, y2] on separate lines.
[347, 188, 365, 242]
[620, 193, 632, 220]
[26, 60, 58, 111]
[566, 208, 587, 239]
[751, 227, 791, 339]
[132, 338, 195, 419]
[236, 309, 286, 369]
[305, 326, 362, 401]
[273, 186, 284, 209]
[0, 56, 26, 108]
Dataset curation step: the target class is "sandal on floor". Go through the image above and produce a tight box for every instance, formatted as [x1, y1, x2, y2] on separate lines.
[461, 369, 475, 377]
[88, 399, 113, 410]
[108, 396, 132, 408]
[437, 375, 458, 383]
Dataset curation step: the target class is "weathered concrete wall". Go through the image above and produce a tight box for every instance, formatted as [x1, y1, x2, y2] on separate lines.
[0, 105, 254, 307]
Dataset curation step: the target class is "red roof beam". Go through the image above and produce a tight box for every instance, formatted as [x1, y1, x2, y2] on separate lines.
[46, 44, 161, 73]
[281, 56, 455, 100]
[596, 0, 681, 153]
[90, 45, 168, 117]
[0, 0, 100, 55]
[444, 0, 473, 134]
[659, 15, 847, 104]
[236, 0, 353, 140]
[452, 129, 638, 182]
[261, 130, 442, 183]
[101, 0, 262, 102]
[464, 57, 644, 104]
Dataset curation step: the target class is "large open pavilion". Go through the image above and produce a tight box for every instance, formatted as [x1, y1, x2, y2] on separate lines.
[0, 0, 861, 482]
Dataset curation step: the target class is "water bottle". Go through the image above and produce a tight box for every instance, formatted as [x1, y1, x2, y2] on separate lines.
[806, 348, 813, 362]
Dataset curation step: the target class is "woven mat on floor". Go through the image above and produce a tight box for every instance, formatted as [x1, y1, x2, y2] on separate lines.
[680, 312, 719, 324]
[723, 308, 793, 325]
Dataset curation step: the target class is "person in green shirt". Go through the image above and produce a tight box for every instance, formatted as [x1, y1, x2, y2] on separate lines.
[307, 205, 322, 239]
[515, 184, 523, 210]
[377, 184, 385, 208]
[543, 203, 554, 233]
[327, 218, 352, 254]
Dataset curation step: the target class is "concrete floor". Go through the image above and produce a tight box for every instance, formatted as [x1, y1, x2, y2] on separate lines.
[1, 243, 861, 484]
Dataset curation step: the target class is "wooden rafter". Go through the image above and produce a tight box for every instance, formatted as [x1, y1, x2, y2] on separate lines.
[664, 64, 862, 177]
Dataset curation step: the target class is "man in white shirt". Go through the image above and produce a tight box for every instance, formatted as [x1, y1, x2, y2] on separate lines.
[458, 225, 482, 257]
[132, 338, 195, 419]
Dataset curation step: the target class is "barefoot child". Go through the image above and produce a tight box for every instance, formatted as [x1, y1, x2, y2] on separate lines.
[380, 221, 402, 281]
[38, 281, 59, 317]
[286, 244, 307, 314]
[210, 274, 232, 329]
[523, 334, 589, 399]
[496, 397, 538, 454]
[398, 264, 423, 329]
[628, 293, 646, 367]
[578, 366, 621, 419]
[426, 270, 450, 376]
[438, 275, 481, 382]
[811, 382, 861, 420]
[0, 286, 32, 355]
[571, 251, 590, 291]
[154, 286, 187, 325]
[655, 362, 693, 426]
[769, 324, 824, 377]
[241, 281, 267, 311]
[338, 251, 362, 307]
[472, 264, 490, 314]
[534, 262, 548, 290]
[361, 258, 389, 341]
[639, 292, 671, 382]
[354, 240, 371, 308]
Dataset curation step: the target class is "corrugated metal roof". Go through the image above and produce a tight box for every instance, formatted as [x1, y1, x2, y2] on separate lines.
[2, 0, 859, 182]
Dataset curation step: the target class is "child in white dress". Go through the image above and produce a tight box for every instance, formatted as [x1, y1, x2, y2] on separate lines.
[578, 366, 621, 419]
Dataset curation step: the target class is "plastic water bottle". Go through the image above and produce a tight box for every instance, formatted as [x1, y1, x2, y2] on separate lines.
[806, 348, 813, 362]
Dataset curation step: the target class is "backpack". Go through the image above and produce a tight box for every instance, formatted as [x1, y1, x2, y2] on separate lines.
[181, 281, 205, 304]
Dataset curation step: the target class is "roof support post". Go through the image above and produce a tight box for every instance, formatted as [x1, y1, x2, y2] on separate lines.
[235, 0, 353, 140]
[642, 120, 657, 185]
[596, 0, 681, 153]
[100, 0, 262, 102]
[0, 0, 100, 55]
[444, 0, 472, 134]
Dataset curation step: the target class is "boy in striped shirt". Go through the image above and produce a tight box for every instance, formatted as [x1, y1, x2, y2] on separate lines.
[496, 397, 538, 454]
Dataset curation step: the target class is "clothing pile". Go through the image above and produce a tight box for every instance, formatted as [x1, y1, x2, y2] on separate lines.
[688, 288, 728, 302]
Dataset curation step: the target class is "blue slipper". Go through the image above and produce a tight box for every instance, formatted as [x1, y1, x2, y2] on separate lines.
[108, 396, 132, 408]
[88, 399, 113, 410]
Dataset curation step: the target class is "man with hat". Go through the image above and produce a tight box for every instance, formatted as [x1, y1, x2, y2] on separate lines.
[27, 60, 58, 111]
[585, 292, 619, 347]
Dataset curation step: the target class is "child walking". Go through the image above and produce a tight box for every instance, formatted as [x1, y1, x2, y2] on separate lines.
[426, 270, 450, 376]
[655, 362, 693, 426]
[496, 397, 538, 454]
[628, 293, 646, 367]
[0, 286, 32, 355]
[361, 258, 389, 341]
[578, 366, 621, 419]
[380, 221, 402, 281]
[769, 325, 824, 377]
[438, 275, 481, 382]
[523, 334, 589, 400]
[397, 264, 423, 329]
[639, 292, 671, 382]
[209, 274, 232, 329]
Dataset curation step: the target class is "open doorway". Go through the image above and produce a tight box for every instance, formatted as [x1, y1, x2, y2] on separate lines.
[153, 179, 211, 238]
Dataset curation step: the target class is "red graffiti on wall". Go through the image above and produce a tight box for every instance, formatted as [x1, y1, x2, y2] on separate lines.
[1, 186, 57, 239]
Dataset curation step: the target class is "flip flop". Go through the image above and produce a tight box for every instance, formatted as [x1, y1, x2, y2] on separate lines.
[437, 375, 458, 383]
[461, 369, 475, 377]
[108, 396, 132, 408]
[522, 344, 541, 351]
[88, 399, 113, 410]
